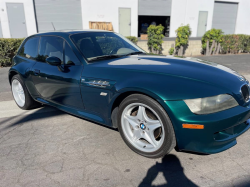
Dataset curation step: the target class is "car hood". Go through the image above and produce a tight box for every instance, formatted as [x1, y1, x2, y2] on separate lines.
[91, 55, 247, 88]
[87, 55, 249, 103]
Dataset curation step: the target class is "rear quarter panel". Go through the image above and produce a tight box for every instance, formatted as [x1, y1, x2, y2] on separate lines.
[9, 56, 39, 97]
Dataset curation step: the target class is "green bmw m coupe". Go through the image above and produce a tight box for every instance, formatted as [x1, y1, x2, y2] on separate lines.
[9, 30, 250, 158]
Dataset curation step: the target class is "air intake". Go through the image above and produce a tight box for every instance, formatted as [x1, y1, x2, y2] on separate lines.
[241, 84, 250, 102]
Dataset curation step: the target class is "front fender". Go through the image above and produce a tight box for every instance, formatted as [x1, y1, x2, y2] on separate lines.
[116, 87, 164, 104]
[107, 70, 230, 127]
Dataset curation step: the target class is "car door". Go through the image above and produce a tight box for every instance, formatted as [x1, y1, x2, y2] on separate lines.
[31, 36, 84, 109]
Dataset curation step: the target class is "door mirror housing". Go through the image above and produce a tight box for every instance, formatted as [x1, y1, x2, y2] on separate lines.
[46, 56, 62, 66]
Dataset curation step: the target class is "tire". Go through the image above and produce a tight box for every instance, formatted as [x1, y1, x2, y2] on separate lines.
[117, 94, 176, 158]
[11, 74, 41, 110]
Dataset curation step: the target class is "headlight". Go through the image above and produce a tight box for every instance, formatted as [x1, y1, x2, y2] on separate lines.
[184, 94, 238, 115]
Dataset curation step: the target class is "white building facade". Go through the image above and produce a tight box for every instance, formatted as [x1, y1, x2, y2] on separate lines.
[0, 0, 37, 38]
[170, 0, 250, 37]
[0, 0, 250, 38]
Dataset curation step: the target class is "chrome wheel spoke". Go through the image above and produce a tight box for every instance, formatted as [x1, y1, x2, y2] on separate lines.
[121, 103, 165, 153]
[147, 121, 161, 132]
[132, 129, 141, 141]
[124, 114, 138, 129]
[18, 89, 24, 95]
[12, 79, 25, 107]
[14, 83, 19, 92]
[143, 131, 158, 148]
[136, 106, 147, 121]
[19, 92, 25, 101]
[18, 83, 22, 90]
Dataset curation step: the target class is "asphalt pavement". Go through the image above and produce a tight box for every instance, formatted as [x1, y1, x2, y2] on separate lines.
[195, 54, 250, 79]
[0, 55, 250, 187]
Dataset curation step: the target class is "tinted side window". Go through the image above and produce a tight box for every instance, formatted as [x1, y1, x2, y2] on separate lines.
[64, 42, 81, 65]
[38, 36, 63, 63]
[19, 37, 39, 60]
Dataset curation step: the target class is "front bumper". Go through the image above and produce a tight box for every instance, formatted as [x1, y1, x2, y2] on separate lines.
[164, 100, 250, 154]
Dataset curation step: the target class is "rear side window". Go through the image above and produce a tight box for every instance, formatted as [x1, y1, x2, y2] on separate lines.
[37, 36, 64, 63]
[19, 37, 39, 60]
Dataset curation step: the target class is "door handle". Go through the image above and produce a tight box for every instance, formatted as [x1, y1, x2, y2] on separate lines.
[33, 69, 40, 75]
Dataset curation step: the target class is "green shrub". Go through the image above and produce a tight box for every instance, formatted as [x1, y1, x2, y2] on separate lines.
[221, 34, 250, 54]
[147, 24, 165, 54]
[147, 53, 164, 56]
[239, 35, 250, 53]
[0, 38, 24, 67]
[126, 36, 138, 44]
[169, 47, 174, 55]
[175, 24, 192, 56]
[202, 31, 250, 55]
[221, 35, 239, 54]
[202, 29, 223, 52]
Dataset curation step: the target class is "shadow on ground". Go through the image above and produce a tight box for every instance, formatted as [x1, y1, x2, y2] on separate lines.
[0, 105, 118, 132]
[2, 105, 250, 187]
[0, 107, 65, 130]
[138, 154, 198, 187]
[138, 154, 250, 187]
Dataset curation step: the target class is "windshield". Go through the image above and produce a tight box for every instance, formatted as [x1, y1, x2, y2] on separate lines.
[70, 32, 145, 61]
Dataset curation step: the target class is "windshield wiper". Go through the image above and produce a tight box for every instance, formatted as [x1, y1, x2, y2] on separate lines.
[88, 54, 121, 62]
[88, 52, 145, 62]
[125, 51, 146, 56]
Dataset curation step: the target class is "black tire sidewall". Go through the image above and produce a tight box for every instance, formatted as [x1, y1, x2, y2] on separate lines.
[117, 94, 176, 158]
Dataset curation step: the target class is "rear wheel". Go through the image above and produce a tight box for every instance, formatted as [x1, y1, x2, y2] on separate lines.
[11, 74, 40, 110]
[118, 94, 176, 158]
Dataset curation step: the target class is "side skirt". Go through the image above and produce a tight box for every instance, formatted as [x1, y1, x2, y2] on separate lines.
[35, 97, 113, 128]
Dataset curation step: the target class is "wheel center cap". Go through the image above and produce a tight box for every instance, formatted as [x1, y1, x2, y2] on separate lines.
[140, 123, 146, 130]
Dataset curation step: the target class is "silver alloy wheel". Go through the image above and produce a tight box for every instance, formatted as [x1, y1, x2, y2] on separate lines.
[121, 103, 165, 153]
[12, 79, 25, 107]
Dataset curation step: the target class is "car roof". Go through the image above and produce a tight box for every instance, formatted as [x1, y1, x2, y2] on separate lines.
[32, 29, 112, 37]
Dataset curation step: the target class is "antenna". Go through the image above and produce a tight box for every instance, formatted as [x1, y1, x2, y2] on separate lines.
[51, 22, 56, 31]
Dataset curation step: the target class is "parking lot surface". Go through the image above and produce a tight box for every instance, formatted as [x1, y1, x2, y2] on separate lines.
[1, 55, 250, 187]
[195, 54, 250, 80]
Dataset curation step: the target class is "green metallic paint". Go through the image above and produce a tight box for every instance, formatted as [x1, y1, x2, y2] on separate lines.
[164, 100, 250, 153]
[9, 31, 250, 154]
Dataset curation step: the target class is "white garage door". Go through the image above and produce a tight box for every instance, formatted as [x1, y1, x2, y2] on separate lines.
[212, 2, 238, 34]
[0, 20, 3, 38]
[34, 0, 82, 33]
[139, 0, 172, 16]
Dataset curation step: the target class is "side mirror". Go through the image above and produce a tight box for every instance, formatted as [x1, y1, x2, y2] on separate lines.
[46, 56, 62, 66]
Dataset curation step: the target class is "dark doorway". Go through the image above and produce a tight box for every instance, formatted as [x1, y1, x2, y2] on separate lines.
[138, 16, 170, 37]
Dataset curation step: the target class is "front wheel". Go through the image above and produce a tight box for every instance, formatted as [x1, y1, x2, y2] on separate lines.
[118, 94, 176, 158]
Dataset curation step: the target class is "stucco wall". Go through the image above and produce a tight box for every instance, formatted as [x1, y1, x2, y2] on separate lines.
[137, 40, 202, 56]
[1, 0, 250, 39]
[0, 0, 139, 38]
[170, 0, 250, 37]
[81, 0, 138, 37]
[0, 0, 37, 38]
